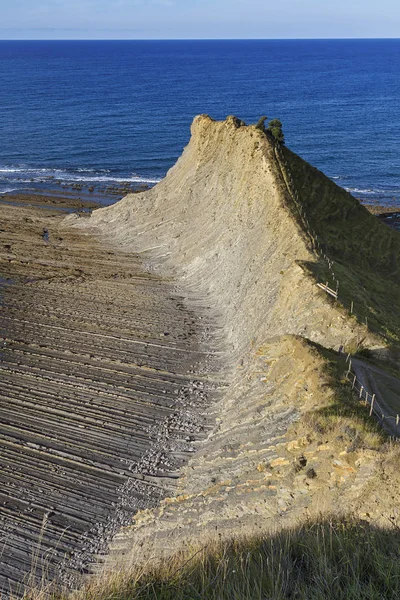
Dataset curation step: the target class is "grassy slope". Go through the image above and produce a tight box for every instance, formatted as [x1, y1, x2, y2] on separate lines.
[283, 147, 400, 349]
[70, 518, 400, 600]
[297, 341, 386, 448]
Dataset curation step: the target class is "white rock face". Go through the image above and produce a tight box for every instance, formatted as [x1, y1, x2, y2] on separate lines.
[71, 115, 390, 572]
[78, 115, 368, 355]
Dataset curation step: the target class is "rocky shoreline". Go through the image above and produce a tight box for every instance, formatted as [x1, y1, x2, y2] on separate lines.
[0, 193, 222, 595]
[364, 203, 400, 230]
[1, 177, 152, 207]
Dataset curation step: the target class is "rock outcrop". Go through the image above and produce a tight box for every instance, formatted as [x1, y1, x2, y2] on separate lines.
[0, 199, 220, 594]
[70, 116, 400, 572]
[76, 115, 386, 356]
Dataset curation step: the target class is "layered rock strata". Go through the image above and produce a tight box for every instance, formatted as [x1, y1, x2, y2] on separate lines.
[3, 114, 400, 592]
[75, 115, 377, 356]
[0, 200, 220, 594]
[69, 116, 400, 570]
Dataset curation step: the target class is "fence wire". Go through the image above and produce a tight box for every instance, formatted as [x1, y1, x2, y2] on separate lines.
[343, 357, 400, 435]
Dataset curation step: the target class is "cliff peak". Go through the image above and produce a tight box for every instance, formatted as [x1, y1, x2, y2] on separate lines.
[77, 114, 400, 355]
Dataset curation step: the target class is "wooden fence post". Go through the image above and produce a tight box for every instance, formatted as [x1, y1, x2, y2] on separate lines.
[350, 300, 354, 314]
[369, 394, 375, 416]
[352, 375, 356, 389]
[359, 386, 364, 399]
[396, 415, 399, 427]
[346, 360, 352, 377]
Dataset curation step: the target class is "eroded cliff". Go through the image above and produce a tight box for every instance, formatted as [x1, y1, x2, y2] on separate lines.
[77, 115, 384, 356]
[70, 116, 400, 575]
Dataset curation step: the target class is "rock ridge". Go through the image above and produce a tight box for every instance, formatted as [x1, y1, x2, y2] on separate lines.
[75, 115, 373, 357]
[70, 115, 400, 576]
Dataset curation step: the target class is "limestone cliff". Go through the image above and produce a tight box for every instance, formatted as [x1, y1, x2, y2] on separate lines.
[71, 115, 400, 572]
[76, 115, 386, 356]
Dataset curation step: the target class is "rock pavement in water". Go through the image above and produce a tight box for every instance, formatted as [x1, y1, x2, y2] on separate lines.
[0, 197, 221, 594]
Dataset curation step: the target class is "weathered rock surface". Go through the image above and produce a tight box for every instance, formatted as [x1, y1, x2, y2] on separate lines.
[103, 336, 396, 570]
[74, 115, 376, 355]
[2, 115, 400, 592]
[0, 200, 221, 594]
[69, 116, 399, 575]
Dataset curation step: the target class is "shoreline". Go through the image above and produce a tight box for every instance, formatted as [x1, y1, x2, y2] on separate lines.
[0, 191, 102, 214]
[2, 189, 400, 230]
[0, 178, 153, 208]
[364, 203, 400, 231]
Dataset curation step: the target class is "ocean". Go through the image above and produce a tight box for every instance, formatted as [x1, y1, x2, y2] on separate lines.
[0, 39, 399, 206]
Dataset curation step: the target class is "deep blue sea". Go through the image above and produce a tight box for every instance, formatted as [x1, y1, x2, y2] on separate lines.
[0, 39, 399, 206]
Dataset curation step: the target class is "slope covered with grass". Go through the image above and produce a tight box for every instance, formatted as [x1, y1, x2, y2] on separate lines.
[284, 147, 400, 349]
[70, 518, 400, 600]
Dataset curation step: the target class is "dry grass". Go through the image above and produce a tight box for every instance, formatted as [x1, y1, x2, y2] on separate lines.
[293, 341, 386, 451]
[29, 517, 399, 600]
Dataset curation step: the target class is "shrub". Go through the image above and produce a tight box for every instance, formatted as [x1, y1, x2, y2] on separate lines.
[255, 115, 268, 131]
[267, 118, 285, 144]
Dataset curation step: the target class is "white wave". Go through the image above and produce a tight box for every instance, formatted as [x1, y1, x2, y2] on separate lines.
[59, 174, 161, 184]
[0, 165, 161, 185]
[0, 167, 57, 174]
[345, 187, 385, 195]
[0, 188, 20, 194]
[76, 167, 111, 174]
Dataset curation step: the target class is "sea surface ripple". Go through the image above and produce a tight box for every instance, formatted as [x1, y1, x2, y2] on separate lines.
[0, 39, 399, 206]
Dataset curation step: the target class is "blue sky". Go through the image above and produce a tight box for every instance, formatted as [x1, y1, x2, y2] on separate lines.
[0, 0, 399, 40]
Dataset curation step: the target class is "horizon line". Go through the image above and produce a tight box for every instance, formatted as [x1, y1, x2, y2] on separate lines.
[1, 36, 400, 42]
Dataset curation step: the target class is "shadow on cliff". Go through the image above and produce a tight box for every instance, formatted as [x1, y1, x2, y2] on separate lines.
[70, 516, 400, 600]
[283, 143, 400, 354]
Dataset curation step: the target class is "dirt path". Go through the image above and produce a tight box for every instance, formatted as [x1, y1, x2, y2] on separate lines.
[0, 198, 221, 595]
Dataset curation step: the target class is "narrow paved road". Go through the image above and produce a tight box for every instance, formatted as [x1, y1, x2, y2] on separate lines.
[351, 357, 400, 437]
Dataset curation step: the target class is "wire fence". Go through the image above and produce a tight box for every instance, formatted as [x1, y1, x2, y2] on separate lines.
[343, 354, 400, 435]
[274, 144, 366, 315]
